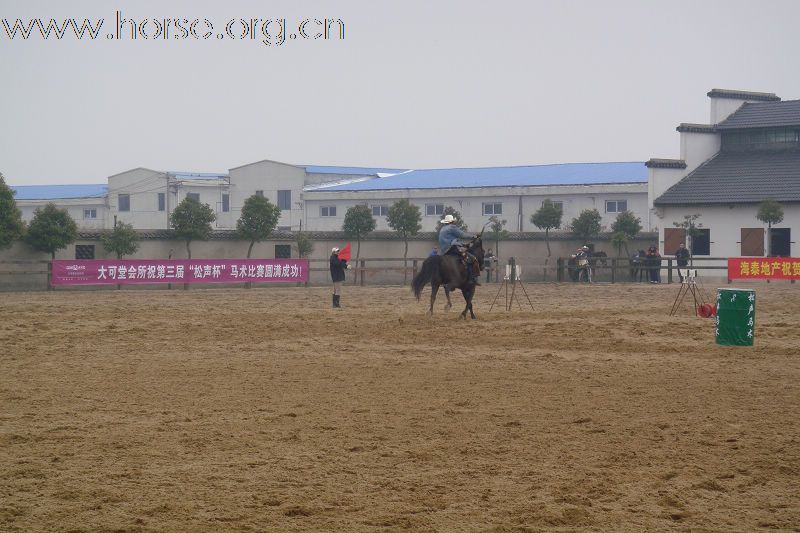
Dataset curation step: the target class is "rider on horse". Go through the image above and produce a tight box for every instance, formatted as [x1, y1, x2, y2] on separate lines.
[438, 214, 481, 286]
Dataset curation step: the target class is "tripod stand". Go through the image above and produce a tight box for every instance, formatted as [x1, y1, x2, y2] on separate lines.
[489, 257, 535, 312]
[669, 268, 711, 316]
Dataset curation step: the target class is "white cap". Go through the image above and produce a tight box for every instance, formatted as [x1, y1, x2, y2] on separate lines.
[332, 247, 339, 253]
[441, 214, 455, 224]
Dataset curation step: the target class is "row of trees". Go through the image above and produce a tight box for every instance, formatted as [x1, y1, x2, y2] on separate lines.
[2, 172, 787, 263]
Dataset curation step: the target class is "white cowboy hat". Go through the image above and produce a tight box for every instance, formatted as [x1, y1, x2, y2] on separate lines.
[331, 247, 340, 253]
[441, 214, 455, 224]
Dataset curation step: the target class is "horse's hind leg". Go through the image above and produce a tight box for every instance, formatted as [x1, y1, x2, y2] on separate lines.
[429, 282, 439, 315]
[444, 287, 452, 311]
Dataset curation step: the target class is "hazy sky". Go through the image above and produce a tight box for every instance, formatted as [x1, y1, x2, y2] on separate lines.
[2, 0, 799, 185]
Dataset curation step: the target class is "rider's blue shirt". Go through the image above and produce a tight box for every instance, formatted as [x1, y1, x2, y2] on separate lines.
[438, 224, 471, 255]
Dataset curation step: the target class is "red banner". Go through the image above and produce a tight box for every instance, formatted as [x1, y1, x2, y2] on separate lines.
[52, 259, 309, 286]
[728, 257, 800, 280]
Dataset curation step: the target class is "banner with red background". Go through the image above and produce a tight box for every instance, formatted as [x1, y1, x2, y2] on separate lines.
[52, 259, 309, 286]
[728, 257, 800, 280]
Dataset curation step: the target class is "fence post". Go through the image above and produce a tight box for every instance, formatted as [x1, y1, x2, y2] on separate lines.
[556, 258, 563, 282]
[360, 259, 365, 286]
[611, 258, 616, 283]
[667, 259, 673, 284]
[47, 261, 53, 291]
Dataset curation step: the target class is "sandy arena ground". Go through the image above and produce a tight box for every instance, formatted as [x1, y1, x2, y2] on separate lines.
[1, 282, 798, 532]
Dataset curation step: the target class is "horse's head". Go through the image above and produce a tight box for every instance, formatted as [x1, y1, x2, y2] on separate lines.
[468, 234, 485, 267]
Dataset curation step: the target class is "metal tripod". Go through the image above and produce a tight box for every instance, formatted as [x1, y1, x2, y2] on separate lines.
[669, 269, 710, 316]
[489, 257, 535, 312]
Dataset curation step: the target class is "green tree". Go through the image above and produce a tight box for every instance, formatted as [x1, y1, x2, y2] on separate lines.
[0, 172, 25, 250]
[611, 231, 628, 258]
[293, 232, 314, 258]
[434, 206, 468, 232]
[756, 199, 784, 256]
[342, 204, 376, 264]
[570, 208, 602, 245]
[101, 222, 139, 259]
[387, 199, 422, 284]
[531, 199, 563, 258]
[610, 210, 642, 256]
[236, 194, 281, 258]
[487, 215, 509, 256]
[170, 196, 216, 260]
[673, 213, 702, 260]
[25, 203, 78, 260]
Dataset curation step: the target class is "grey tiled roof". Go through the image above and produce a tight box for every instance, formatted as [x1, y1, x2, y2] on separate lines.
[645, 159, 687, 169]
[654, 150, 800, 206]
[716, 99, 800, 130]
[706, 89, 780, 102]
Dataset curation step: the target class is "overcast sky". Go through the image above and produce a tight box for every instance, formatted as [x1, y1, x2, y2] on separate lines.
[2, 0, 799, 185]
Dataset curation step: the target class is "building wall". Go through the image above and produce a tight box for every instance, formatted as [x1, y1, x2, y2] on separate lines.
[656, 204, 799, 258]
[17, 197, 108, 230]
[229, 160, 306, 231]
[680, 131, 720, 173]
[304, 184, 649, 233]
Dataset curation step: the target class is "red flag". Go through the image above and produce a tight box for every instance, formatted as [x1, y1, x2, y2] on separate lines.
[338, 242, 352, 261]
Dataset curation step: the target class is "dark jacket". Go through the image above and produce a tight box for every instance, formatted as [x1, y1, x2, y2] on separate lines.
[329, 254, 347, 282]
[674, 247, 690, 266]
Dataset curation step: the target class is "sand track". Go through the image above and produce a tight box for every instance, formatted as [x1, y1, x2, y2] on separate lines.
[1, 283, 798, 531]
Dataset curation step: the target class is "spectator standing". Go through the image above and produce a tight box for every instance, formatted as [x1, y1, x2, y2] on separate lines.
[646, 245, 662, 283]
[329, 247, 349, 308]
[674, 242, 691, 282]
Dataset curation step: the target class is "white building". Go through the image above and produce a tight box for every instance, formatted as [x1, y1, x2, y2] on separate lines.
[12, 160, 650, 235]
[649, 89, 800, 258]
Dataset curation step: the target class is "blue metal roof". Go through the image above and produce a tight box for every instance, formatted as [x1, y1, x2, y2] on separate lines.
[303, 165, 409, 176]
[11, 184, 108, 200]
[313, 162, 647, 191]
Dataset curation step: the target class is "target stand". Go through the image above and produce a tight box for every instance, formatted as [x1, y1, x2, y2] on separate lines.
[669, 268, 713, 317]
[489, 257, 535, 312]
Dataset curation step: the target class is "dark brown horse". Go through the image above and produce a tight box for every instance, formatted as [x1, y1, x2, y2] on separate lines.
[411, 235, 485, 319]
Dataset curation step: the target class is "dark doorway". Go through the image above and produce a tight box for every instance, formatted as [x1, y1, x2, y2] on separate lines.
[770, 228, 791, 257]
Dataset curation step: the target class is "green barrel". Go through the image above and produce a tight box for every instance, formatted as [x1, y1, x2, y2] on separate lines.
[715, 288, 755, 346]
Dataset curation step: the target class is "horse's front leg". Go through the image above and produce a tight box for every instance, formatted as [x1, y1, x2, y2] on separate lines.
[460, 287, 474, 319]
[444, 286, 452, 311]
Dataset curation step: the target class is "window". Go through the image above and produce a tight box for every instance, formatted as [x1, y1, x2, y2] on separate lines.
[483, 202, 502, 216]
[605, 200, 627, 213]
[320, 206, 337, 217]
[83, 208, 97, 219]
[691, 229, 711, 256]
[158, 193, 165, 211]
[255, 190, 264, 197]
[186, 192, 200, 202]
[543, 200, 563, 211]
[278, 190, 291, 210]
[372, 205, 388, 217]
[425, 204, 444, 216]
[118, 194, 130, 212]
[75, 245, 95, 260]
[274, 244, 291, 258]
[222, 194, 230, 212]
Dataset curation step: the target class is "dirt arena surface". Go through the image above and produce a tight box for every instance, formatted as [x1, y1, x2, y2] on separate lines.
[1, 282, 798, 532]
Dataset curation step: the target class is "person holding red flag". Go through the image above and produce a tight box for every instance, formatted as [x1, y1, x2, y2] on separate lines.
[329, 244, 350, 308]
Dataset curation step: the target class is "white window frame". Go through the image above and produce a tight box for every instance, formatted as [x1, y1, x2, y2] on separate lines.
[320, 205, 337, 217]
[83, 208, 97, 219]
[482, 202, 502, 216]
[542, 200, 563, 211]
[605, 200, 627, 213]
[425, 204, 444, 216]
[186, 192, 200, 202]
[118, 194, 130, 212]
[371, 204, 388, 217]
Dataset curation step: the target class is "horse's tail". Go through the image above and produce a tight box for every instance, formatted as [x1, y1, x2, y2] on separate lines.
[412, 256, 439, 300]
